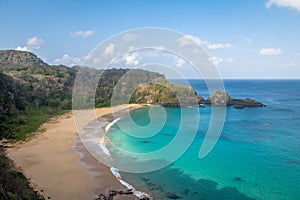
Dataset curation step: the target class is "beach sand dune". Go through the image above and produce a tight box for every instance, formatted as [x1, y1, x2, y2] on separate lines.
[7, 104, 144, 200]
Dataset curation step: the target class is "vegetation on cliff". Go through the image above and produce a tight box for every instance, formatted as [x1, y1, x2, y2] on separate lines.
[130, 81, 198, 105]
[0, 50, 178, 199]
[0, 50, 48, 67]
[0, 50, 191, 140]
[0, 50, 265, 199]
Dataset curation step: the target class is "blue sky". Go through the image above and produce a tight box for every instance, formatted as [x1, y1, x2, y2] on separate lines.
[1, 0, 300, 78]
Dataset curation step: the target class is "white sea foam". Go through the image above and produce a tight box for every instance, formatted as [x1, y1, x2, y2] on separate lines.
[120, 179, 135, 190]
[110, 167, 151, 199]
[99, 137, 111, 156]
[105, 118, 120, 132]
[110, 167, 122, 179]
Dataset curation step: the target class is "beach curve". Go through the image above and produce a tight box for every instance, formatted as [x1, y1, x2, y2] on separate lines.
[6, 104, 147, 200]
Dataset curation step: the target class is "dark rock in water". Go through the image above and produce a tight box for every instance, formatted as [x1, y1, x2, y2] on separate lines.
[166, 192, 182, 199]
[182, 189, 190, 195]
[233, 98, 266, 108]
[142, 140, 151, 144]
[141, 178, 163, 191]
[286, 160, 300, 165]
[164, 133, 174, 137]
[149, 183, 162, 191]
[142, 178, 150, 183]
[198, 90, 266, 108]
[234, 177, 245, 182]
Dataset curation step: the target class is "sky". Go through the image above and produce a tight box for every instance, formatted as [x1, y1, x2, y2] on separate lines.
[0, 0, 300, 79]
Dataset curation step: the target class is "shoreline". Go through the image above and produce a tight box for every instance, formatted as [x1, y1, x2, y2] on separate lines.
[102, 115, 151, 199]
[6, 104, 148, 200]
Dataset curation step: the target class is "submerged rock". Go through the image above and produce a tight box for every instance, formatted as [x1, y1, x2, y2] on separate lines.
[234, 177, 245, 182]
[166, 192, 182, 199]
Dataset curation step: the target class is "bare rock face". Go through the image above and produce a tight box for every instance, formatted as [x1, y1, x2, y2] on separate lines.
[206, 89, 231, 105]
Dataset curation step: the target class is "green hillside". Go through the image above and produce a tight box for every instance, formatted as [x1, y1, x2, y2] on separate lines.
[0, 50, 198, 140]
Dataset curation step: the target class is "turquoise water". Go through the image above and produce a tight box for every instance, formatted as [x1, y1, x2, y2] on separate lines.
[106, 80, 300, 200]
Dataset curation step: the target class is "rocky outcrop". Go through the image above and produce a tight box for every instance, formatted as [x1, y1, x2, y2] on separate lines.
[95, 189, 151, 200]
[206, 89, 231, 105]
[153, 89, 265, 109]
[0, 50, 48, 66]
[199, 90, 265, 109]
[232, 98, 266, 109]
[132, 82, 200, 107]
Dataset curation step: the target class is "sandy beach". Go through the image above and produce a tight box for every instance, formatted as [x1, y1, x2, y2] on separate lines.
[7, 104, 145, 200]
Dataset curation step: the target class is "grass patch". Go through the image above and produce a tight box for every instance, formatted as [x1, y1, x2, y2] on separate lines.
[0, 107, 67, 141]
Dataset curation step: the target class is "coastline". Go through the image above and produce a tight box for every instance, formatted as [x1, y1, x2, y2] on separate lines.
[6, 104, 148, 200]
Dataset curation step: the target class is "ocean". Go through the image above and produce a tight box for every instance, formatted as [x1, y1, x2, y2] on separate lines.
[105, 80, 300, 200]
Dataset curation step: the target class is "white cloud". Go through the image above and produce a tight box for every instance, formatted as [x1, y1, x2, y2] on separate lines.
[259, 48, 282, 56]
[208, 56, 233, 66]
[27, 37, 44, 49]
[175, 57, 186, 67]
[207, 43, 233, 50]
[15, 36, 44, 52]
[209, 56, 223, 66]
[103, 43, 115, 56]
[16, 46, 29, 51]
[178, 34, 207, 47]
[54, 54, 82, 66]
[245, 38, 253, 43]
[70, 30, 94, 38]
[123, 52, 140, 66]
[266, 0, 300, 11]
[123, 33, 138, 42]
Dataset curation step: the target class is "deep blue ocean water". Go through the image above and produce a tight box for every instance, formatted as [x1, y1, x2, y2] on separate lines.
[106, 80, 300, 200]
